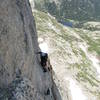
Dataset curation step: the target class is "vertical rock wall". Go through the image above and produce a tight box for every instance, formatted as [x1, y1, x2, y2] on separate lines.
[0, 0, 37, 87]
[0, 0, 55, 100]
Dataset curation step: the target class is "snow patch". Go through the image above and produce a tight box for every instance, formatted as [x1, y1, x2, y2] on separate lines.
[38, 38, 49, 53]
[66, 78, 87, 100]
[70, 79, 87, 100]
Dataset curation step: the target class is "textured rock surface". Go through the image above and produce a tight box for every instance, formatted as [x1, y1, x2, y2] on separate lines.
[0, 77, 44, 100]
[0, 0, 38, 87]
[0, 0, 56, 100]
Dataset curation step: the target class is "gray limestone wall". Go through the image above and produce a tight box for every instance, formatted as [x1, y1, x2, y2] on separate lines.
[0, 0, 55, 100]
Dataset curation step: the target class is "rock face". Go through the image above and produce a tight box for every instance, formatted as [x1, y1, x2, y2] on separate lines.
[0, 0, 56, 100]
[0, 0, 37, 87]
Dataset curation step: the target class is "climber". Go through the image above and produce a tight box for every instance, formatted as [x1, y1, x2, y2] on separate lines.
[37, 38, 48, 72]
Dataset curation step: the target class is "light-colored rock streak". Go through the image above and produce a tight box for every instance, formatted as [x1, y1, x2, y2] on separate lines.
[69, 78, 87, 100]
[80, 44, 100, 77]
[90, 56, 100, 75]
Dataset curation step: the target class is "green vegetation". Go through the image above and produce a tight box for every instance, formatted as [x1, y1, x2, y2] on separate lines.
[34, 0, 100, 21]
[77, 71, 99, 87]
[33, 10, 100, 98]
[75, 29, 100, 55]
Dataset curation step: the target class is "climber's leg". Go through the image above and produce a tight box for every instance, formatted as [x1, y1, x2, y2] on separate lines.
[41, 54, 47, 72]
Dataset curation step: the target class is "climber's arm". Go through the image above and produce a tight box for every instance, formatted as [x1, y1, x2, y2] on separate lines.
[36, 51, 42, 54]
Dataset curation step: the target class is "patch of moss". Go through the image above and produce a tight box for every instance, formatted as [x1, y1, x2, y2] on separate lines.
[33, 11, 49, 21]
[77, 72, 99, 87]
[75, 29, 100, 55]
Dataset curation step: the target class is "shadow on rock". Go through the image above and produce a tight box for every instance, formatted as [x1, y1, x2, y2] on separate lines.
[52, 80, 62, 100]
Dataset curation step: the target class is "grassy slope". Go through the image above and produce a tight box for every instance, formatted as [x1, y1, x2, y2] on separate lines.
[33, 10, 100, 99]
